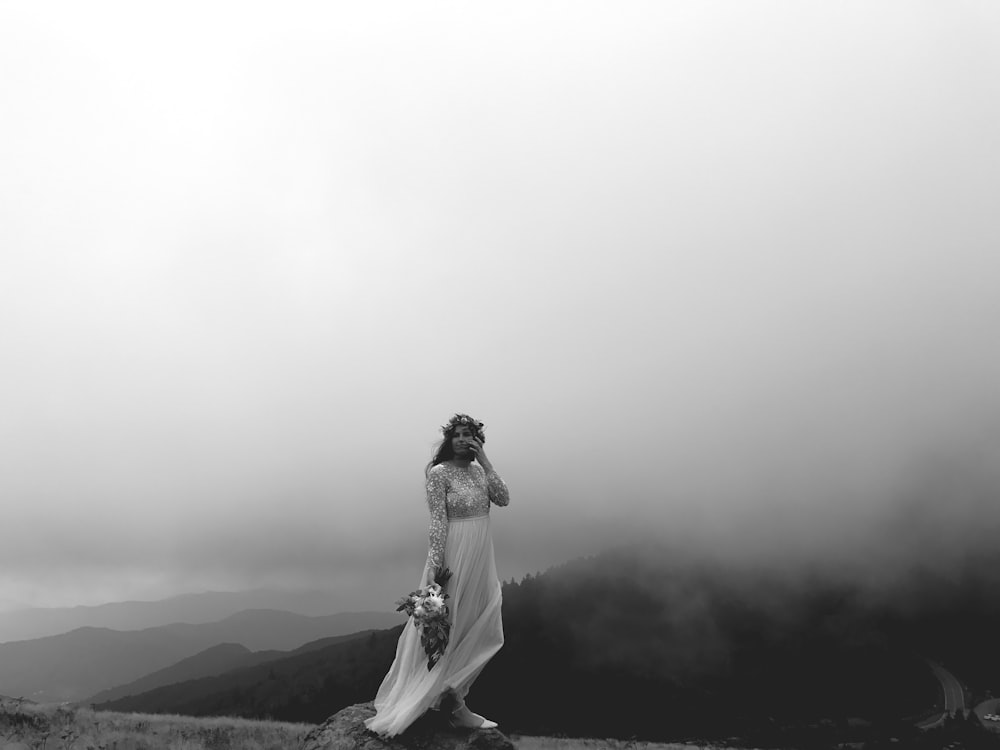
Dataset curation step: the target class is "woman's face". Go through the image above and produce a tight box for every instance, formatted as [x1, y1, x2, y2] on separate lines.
[451, 426, 477, 458]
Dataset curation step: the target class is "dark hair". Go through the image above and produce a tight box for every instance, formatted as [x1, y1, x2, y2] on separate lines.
[425, 414, 486, 476]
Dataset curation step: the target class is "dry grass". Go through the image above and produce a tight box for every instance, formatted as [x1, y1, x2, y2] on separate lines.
[1, 699, 749, 750]
[510, 736, 745, 750]
[0, 698, 311, 750]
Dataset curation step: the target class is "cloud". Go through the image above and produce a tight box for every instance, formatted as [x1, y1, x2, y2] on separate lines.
[1, 2, 999, 607]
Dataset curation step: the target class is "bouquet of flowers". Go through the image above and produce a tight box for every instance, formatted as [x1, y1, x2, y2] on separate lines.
[395, 567, 453, 670]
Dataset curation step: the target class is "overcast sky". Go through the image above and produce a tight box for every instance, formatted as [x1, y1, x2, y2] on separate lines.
[2, 2, 999, 610]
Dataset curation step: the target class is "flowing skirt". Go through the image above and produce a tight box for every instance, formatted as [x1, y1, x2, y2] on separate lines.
[365, 514, 504, 737]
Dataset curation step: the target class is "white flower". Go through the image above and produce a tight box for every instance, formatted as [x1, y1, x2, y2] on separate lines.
[414, 605, 426, 617]
[425, 594, 445, 611]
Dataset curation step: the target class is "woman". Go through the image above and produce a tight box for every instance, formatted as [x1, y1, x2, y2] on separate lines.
[365, 413, 510, 735]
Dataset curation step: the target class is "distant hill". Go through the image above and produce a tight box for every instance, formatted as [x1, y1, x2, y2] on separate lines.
[92, 626, 403, 720]
[83, 643, 274, 705]
[0, 589, 353, 644]
[0, 609, 403, 702]
[83, 632, 372, 705]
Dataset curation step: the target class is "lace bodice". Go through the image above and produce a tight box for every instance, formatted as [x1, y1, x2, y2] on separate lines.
[425, 463, 509, 571]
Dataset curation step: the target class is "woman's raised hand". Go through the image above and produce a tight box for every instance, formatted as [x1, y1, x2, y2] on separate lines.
[467, 437, 493, 473]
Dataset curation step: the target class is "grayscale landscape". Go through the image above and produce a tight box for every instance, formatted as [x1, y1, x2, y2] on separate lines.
[2, 2, 999, 749]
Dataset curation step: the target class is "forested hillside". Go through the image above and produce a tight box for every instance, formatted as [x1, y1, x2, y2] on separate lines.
[97, 545, 1000, 743]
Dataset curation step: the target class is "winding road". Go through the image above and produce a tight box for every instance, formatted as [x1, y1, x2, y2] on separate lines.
[917, 658, 966, 729]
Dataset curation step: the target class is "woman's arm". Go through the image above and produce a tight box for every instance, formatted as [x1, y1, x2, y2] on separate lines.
[485, 469, 510, 507]
[425, 467, 448, 574]
[469, 437, 510, 507]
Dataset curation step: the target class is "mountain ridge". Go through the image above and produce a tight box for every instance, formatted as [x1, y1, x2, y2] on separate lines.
[88, 544, 1000, 742]
[0, 609, 403, 702]
[0, 589, 354, 644]
[82, 631, 375, 706]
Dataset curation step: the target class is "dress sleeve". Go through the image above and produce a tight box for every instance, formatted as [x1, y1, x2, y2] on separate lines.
[485, 469, 510, 507]
[425, 467, 448, 572]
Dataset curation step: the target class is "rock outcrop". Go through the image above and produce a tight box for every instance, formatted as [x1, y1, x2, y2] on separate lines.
[300, 702, 514, 750]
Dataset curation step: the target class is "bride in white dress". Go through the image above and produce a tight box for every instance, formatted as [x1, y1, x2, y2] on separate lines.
[365, 414, 510, 736]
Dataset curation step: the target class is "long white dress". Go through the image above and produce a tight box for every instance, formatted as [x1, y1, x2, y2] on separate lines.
[365, 462, 510, 737]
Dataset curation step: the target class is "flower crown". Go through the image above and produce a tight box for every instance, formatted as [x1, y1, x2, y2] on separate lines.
[441, 413, 486, 442]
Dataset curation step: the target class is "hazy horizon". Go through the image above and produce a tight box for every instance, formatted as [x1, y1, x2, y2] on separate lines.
[2, 2, 999, 611]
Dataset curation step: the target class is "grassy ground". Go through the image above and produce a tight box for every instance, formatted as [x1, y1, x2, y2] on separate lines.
[0, 698, 311, 750]
[1, 699, 745, 750]
[510, 737, 739, 750]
